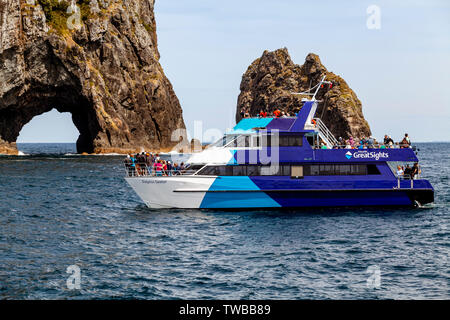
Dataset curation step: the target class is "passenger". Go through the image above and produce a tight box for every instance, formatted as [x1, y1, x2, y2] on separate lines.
[146, 153, 152, 174]
[401, 133, 411, 148]
[367, 136, 375, 148]
[359, 136, 366, 147]
[129, 155, 136, 176]
[411, 163, 421, 179]
[124, 155, 132, 176]
[173, 163, 180, 175]
[404, 133, 411, 145]
[240, 107, 245, 119]
[167, 161, 173, 176]
[244, 109, 250, 118]
[273, 109, 281, 118]
[154, 160, 163, 177]
[140, 152, 147, 176]
[345, 140, 352, 149]
[161, 160, 167, 176]
[404, 164, 413, 179]
[383, 135, 392, 146]
[396, 165, 404, 177]
[320, 143, 327, 149]
[259, 110, 268, 118]
[348, 136, 355, 148]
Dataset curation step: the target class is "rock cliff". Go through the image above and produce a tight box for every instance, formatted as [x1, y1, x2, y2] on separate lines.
[237, 48, 371, 140]
[0, 0, 186, 154]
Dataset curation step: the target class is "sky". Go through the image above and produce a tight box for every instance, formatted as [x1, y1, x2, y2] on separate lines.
[18, 0, 450, 143]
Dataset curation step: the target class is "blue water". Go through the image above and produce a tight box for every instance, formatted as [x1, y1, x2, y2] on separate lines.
[0, 143, 448, 299]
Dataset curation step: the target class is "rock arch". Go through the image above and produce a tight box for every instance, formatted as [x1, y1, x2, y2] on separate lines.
[0, 0, 186, 155]
[0, 83, 101, 153]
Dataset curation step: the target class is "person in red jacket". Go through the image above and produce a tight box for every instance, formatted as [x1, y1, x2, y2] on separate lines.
[273, 109, 281, 118]
[259, 109, 267, 118]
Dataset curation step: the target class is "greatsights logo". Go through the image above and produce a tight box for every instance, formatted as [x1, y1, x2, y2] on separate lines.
[345, 151, 389, 160]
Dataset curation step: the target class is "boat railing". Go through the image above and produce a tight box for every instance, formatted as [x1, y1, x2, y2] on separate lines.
[395, 174, 422, 189]
[124, 164, 197, 177]
[312, 118, 339, 148]
[314, 144, 414, 149]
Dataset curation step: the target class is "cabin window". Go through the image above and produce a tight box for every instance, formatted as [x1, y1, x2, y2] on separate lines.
[260, 166, 277, 175]
[304, 164, 371, 176]
[286, 136, 303, 147]
[196, 164, 379, 176]
[235, 135, 251, 148]
[261, 134, 303, 147]
[252, 135, 260, 148]
[232, 165, 246, 176]
[367, 164, 380, 175]
[197, 166, 219, 176]
[247, 165, 260, 176]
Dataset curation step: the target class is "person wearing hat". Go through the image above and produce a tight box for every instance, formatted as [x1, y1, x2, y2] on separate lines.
[367, 136, 375, 149]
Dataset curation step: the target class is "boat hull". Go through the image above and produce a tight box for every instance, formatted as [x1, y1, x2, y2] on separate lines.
[125, 176, 434, 209]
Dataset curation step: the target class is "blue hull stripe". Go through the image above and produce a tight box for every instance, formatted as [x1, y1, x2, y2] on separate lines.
[200, 177, 281, 208]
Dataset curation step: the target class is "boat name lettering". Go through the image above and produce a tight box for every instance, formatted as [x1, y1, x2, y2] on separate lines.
[142, 180, 167, 184]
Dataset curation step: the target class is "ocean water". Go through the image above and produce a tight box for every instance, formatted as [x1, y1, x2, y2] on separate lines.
[0, 143, 448, 299]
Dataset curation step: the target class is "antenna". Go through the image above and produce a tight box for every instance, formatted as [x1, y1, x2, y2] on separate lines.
[291, 76, 333, 101]
[311, 76, 326, 101]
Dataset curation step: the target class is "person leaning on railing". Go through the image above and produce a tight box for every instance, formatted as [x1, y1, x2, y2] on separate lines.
[411, 163, 421, 179]
[397, 165, 404, 177]
[400, 133, 411, 149]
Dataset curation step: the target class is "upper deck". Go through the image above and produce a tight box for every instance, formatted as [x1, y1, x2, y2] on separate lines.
[190, 99, 419, 165]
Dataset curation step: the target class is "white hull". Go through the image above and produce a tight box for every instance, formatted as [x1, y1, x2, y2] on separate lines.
[125, 176, 216, 208]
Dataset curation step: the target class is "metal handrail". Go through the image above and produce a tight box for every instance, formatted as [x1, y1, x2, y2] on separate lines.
[124, 164, 197, 177]
[395, 174, 421, 189]
[313, 118, 338, 147]
[315, 144, 414, 149]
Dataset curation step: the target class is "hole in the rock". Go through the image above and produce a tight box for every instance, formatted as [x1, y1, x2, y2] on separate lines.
[0, 86, 102, 154]
[16, 109, 79, 154]
[18, 109, 79, 143]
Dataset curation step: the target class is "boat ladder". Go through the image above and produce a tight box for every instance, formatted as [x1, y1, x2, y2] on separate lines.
[313, 118, 339, 148]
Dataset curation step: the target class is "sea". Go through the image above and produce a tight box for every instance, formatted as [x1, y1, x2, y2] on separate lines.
[0, 143, 448, 299]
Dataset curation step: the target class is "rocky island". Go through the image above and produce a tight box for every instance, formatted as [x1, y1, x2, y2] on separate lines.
[0, 0, 185, 155]
[237, 48, 371, 140]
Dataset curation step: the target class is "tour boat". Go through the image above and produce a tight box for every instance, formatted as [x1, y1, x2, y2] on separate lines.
[125, 82, 434, 209]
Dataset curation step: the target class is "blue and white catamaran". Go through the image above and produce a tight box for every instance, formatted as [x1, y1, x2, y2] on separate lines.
[125, 80, 434, 209]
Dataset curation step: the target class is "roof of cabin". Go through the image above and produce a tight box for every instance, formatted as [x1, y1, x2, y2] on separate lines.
[228, 117, 297, 134]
